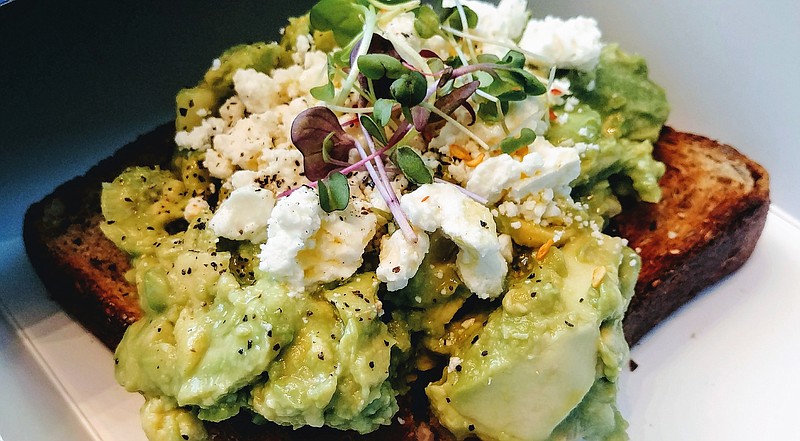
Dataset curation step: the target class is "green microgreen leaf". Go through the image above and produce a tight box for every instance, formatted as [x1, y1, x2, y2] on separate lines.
[395, 145, 433, 185]
[481, 76, 527, 102]
[414, 4, 440, 38]
[310, 0, 366, 47]
[318, 171, 351, 213]
[358, 54, 406, 80]
[373, 98, 394, 126]
[498, 50, 526, 68]
[441, 6, 478, 31]
[477, 100, 509, 123]
[499, 67, 547, 96]
[500, 128, 537, 154]
[390, 70, 428, 107]
[321, 132, 336, 163]
[360, 115, 388, 145]
[310, 56, 337, 101]
[476, 53, 500, 64]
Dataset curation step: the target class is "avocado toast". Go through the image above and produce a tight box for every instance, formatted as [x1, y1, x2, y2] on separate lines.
[22, 1, 769, 440]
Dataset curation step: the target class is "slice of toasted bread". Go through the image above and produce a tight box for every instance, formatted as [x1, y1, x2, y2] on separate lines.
[612, 127, 770, 345]
[22, 125, 769, 440]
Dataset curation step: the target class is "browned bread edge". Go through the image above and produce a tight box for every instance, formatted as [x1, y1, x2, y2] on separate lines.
[614, 127, 770, 345]
[22, 124, 770, 440]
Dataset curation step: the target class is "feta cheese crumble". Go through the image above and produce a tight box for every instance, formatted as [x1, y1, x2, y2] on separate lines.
[401, 183, 507, 299]
[519, 16, 603, 71]
[258, 187, 377, 293]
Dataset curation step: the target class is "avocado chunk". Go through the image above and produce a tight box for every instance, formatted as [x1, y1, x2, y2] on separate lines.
[426, 233, 638, 441]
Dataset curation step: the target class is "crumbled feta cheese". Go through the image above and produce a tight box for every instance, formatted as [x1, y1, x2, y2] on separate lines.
[442, 0, 530, 56]
[183, 196, 210, 221]
[259, 187, 377, 292]
[210, 185, 275, 243]
[401, 183, 507, 299]
[519, 16, 603, 71]
[376, 228, 431, 291]
[498, 233, 513, 263]
[466, 137, 580, 209]
[174, 117, 225, 151]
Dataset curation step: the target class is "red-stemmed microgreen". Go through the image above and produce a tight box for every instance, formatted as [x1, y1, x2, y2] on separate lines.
[286, 0, 555, 231]
[290, 107, 354, 181]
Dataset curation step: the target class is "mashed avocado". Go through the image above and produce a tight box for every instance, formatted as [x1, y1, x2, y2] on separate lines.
[101, 1, 670, 440]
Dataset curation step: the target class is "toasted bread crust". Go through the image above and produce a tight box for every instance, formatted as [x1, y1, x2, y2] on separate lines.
[23, 125, 769, 440]
[613, 128, 770, 345]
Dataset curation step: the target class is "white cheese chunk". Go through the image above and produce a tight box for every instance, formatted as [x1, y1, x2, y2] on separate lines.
[401, 183, 507, 299]
[258, 187, 377, 292]
[209, 185, 275, 243]
[518, 16, 603, 71]
[376, 228, 431, 291]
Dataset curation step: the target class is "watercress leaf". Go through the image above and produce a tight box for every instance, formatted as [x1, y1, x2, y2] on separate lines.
[358, 54, 406, 80]
[318, 171, 350, 213]
[395, 145, 433, 185]
[373, 98, 394, 126]
[441, 6, 478, 31]
[500, 128, 537, 154]
[414, 4, 440, 38]
[291, 107, 354, 181]
[390, 70, 428, 107]
[360, 115, 388, 145]
[310, 0, 365, 47]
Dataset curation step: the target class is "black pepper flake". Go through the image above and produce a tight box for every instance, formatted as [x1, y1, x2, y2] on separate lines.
[565, 320, 574, 328]
[392, 266, 401, 273]
[469, 424, 475, 431]
[124, 197, 133, 202]
[579, 297, 584, 303]
[480, 220, 487, 228]
[307, 311, 314, 316]
[179, 108, 188, 117]
[446, 397, 451, 403]
[247, 340, 253, 350]
[238, 348, 244, 354]
[182, 435, 189, 440]
[273, 343, 281, 351]
[114, 358, 119, 365]
[455, 364, 462, 372]
[267, 330, 273, 337]
[530, 292, 537, 298]
[384, 340, 390, 346]
[157, 327, 162, 332]
[471, 335, 479, 344]
[481, 350, 488, 356]
[242, 315, 248, 322]
[629, 359, 639, 372]
[369, 361, 375, 369]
